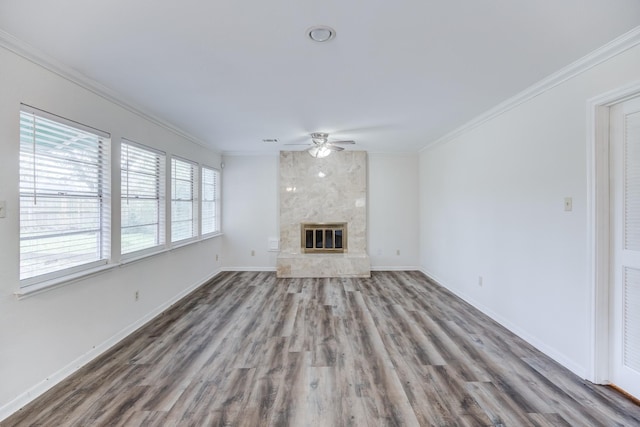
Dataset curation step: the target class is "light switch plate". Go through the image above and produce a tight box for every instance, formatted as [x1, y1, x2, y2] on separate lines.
[564, 197, 573, 212]
[0, 201, 6, 218]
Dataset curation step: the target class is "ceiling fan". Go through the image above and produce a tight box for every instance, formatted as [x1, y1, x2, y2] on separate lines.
[286, 132, 356, 158]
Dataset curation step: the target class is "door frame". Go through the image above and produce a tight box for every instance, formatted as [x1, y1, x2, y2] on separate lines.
[588, 81, 640, 384]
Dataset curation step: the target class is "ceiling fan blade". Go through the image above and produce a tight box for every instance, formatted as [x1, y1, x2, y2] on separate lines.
[283, 143, 311, 146]
[330, 140, 355, 145]
[326, 144, 345, 151]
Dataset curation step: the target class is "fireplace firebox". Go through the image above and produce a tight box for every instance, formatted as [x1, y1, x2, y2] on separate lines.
[301, 223, 347, 253]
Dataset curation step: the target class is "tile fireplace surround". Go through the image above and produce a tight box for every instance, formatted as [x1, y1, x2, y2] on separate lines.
[276, 151, 371, 278]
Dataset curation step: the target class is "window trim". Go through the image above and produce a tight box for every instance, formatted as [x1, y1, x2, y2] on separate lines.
[200, 164, 221, 237]
[15, 105, 223, 296]
[170, 156, 199, 244]
[120, 138, 166, 259]
[18, 105, 111, 289]
[21, 103, 110, 139]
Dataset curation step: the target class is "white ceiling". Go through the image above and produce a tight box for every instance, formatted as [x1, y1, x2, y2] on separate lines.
[1, 1, 639, 154]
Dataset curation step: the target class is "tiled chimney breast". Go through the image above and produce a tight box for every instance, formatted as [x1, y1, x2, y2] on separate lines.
[276, 151, 370, 277]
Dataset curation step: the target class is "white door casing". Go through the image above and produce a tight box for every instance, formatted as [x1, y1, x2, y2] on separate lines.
[609, 97, 640, 398]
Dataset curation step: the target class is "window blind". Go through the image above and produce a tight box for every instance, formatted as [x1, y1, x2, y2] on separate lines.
[19, 107, 111, 285]
[171, 157, 198, 242]
[121, 140, 165, 256]
[201, 166, 220, 235]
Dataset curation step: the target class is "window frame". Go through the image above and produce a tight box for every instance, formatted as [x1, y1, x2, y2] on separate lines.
[18, 104, 111, 289]
[200, 165, 221, 237]
[170, 156, 199, 244]
[120, 139, 166, 259]
[15, 106, 224, 297]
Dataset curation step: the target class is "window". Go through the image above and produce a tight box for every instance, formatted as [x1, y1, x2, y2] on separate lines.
[171, 157, 198, 243]
[121, 140, 165, 256]
[19, 106, 110, 285]
[201, 166, 220, 235]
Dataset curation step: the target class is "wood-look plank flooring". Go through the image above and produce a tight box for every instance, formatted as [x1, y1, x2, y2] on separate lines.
[3, 271, 640, 426]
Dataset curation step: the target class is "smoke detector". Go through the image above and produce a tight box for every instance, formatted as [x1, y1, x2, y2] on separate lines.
[308, 26, 335, 43]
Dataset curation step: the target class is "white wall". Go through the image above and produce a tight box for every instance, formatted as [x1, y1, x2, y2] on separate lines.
[0, 47, 222, 418]
[221, 153, 420, 271]
[368, 153, 420, 269]
[221, 154, 279, 269]
[419, 43, 640, 377]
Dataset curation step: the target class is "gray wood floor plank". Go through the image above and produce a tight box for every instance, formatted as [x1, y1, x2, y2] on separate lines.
[425, 364, 494, 424]
[344, 290, 420, 426]
[3, 271, 640, 426]
[526, 412, 573, 427]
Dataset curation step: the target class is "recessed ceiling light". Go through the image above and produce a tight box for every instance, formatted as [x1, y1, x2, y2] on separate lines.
[308, 26, 335, 43]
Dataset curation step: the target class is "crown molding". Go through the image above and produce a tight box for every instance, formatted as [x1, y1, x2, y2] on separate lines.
[0, 29, 210, 149]
[420, 25, 640, 152]
[366, 150, 418, 156]
[222, 150, 281, 157]
[221, 149, 395, 157]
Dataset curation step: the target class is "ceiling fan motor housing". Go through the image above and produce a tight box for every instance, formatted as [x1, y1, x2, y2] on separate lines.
[311, 132, 329, 144]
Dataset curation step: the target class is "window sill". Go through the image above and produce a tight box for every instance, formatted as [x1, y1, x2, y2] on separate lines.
[15, 263, 115, 299]
[170, 232, 223, 250]
[15, 232, 224, 299]
[201, 231, 223, 241]
[169, 237, 200, 250]
[120, 247, 168, 266]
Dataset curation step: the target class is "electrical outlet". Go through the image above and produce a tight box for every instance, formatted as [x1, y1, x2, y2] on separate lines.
[135, 290, 139, 301]
[396, 249, 400, 256]
[478, 276, 483, 287]
[0, 201, 6, 218]
[215, 254, 219, 261]
[251, 250, 255, 256]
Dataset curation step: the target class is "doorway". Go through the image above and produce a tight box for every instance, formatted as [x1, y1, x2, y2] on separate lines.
[609, 97, 640, 398]
[590, 84, 640, 400]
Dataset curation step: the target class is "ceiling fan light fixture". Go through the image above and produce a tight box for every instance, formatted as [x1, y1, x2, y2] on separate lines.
[308, 144, 332, 158]
[317, 146, 332, 157]
[307, 26, 335, 43]
[305, 131, 355, 158]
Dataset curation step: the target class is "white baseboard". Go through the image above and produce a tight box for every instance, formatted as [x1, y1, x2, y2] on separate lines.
[0, 268, 222, 422]
[221, 266, 420, 273]
[220, 266, 277, 272]
[419, 267, 588, 379]
[370, 265, 420, 271]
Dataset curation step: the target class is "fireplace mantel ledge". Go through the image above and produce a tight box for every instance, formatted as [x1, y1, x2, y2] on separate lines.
[277, 252, 369, 258]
